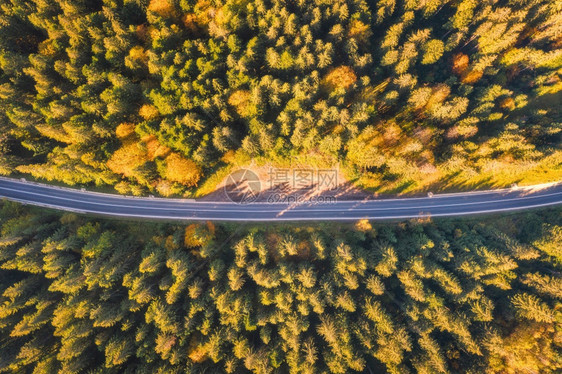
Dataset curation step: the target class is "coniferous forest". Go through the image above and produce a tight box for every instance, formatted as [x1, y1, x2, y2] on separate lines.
[0, 202, 561, 373]
[1, 1, 562, 373]
[0, 0, 561, 195]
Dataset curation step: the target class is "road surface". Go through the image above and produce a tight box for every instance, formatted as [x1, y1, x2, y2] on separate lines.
[0, 177, 561, 221]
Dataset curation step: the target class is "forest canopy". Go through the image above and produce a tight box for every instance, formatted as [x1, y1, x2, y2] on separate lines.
[0, 203, 561, 373]
[1, 2, 561, 372]
[0, 0, 561, 196]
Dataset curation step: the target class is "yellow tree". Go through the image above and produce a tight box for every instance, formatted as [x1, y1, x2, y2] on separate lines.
[164, 153, 202, 186]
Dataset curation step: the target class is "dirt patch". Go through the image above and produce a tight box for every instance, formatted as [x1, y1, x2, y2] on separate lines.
[198, 164, 372, 202]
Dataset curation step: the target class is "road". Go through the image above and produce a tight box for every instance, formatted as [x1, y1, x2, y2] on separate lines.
[0, 177, 561, 221]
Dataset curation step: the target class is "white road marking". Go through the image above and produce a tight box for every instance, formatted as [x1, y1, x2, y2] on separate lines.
[3, 198, 560, 221]
[2, 175, 560, 204]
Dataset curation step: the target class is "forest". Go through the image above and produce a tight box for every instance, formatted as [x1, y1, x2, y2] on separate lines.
[0, 202, 561, 373]
[1, 1, 561, 373]
[0, 0, 561, 196]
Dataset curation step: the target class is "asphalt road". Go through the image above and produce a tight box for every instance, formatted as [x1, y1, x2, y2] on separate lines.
[0, 177, 561, 221]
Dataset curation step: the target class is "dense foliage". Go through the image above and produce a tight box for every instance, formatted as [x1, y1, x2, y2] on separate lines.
[0, 0, 561, 195]
[0, 202, 561, 373]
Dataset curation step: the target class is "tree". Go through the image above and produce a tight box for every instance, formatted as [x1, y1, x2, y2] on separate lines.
[421, 39, 444, 64]
[163, 153, 202, 187]
[511, 293, 555, 323]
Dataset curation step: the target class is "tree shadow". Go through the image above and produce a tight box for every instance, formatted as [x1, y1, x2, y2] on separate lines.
[427, 173, 515, 193]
